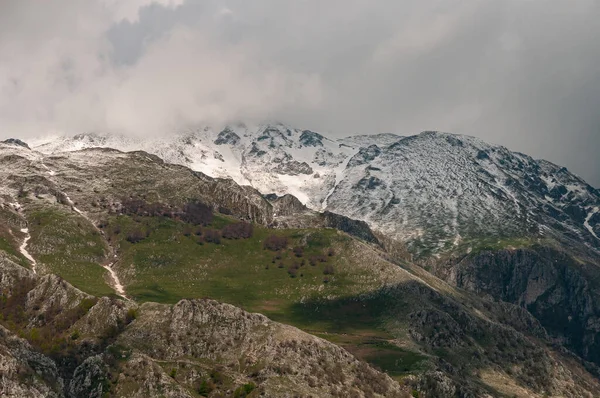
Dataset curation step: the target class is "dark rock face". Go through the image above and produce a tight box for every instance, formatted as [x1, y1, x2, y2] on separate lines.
[2, 138, 30, 149]
[357, 176, 385, 190]
[322, 211, 379, 245]
[435, 247, 600, 365]
[347, 145, 381, 167]
[214, 128, 241, 145]
[68, 355, 108, 398]
[267, 193, 307, 217]
[409, 309, 467, 349]
[299, 130, 324, 147]
[264, 193, 380, 245]
[274, 160, 313, 175]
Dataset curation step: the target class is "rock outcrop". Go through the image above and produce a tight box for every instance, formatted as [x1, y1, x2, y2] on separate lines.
[434, 246, 600, 367]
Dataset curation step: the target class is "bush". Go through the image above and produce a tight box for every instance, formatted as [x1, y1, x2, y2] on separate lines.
[181, 201, 213, 225]
[327, 248, 335, 256]
[323, 264, 335, 275]
[222, 222, 253, 239]
[121, 197, 172, 217]
[126, 229, 145, 243]
[293, 246, 304, 257]
[218, 206, 232, 215]
[263, 235, 288, 251]
[309, 255, 327, 265]
[197, 378, 215, 395]
[203, 229, 221, 244]
[125, 308, 137, 323]
[233, 382, 256, 398]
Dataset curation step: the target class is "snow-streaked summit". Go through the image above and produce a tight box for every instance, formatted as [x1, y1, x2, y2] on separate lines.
[31, 126, 600, 257]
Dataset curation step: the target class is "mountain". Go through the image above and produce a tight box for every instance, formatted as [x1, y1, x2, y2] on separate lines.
[2, 140, 600, 397]
[30, 126, 600, 370]
[34, 126, 600, 259]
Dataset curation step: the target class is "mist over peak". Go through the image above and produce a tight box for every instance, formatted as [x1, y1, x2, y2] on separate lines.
[1, 0, 599, 186]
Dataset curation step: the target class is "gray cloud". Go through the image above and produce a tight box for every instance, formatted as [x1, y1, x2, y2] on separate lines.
[0, 0, 598, 186]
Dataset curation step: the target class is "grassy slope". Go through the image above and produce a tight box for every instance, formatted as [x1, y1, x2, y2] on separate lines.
[27, 206, 115, 297]
[107, 214, 428, 378]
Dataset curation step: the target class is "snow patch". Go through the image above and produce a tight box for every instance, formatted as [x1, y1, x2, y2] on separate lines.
[584, 207, 599, 240]
[64, 196, 83, 215]
[41, 163, 56, 176]
[19, 227, 37, 274]
[102, 262, 126, 297]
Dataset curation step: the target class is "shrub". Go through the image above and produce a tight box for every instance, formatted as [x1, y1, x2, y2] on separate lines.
[288, 267, 298, 278]
[125, 308, 137, 323]
[309, 255, 327, 265]
[181, 201, 213, 225]
[293, 246, 304, 257]
[263, 235, 288, 251]
[218, 206, 232, 215]
[222, 222, 253, 239]
[126, 229, 145, 243]
[203, 229, 221, 244]
[233, 382, 256, 398]
[323, 264, 335, 275]
[121, 197, 173, 217]
[210, 368, 224, 384]
[197, 378, 215, 395]
[327, 248, 335, 256]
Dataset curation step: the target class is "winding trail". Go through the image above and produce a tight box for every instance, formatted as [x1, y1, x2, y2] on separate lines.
[40, 160, 129, 299]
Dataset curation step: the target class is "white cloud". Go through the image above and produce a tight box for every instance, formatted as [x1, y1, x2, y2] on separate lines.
[102, 0, 185, 22]
[0, 0, 599, 185]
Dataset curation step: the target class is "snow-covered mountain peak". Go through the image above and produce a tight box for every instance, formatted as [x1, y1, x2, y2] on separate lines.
[29, 126, 599, 257]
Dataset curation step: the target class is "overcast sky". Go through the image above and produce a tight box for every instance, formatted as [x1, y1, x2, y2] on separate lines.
[0, 1, 598, 186]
